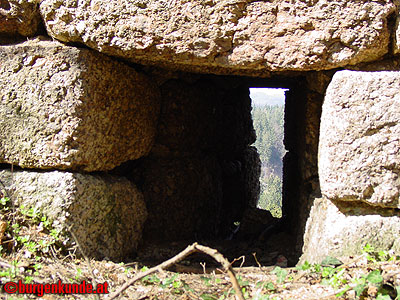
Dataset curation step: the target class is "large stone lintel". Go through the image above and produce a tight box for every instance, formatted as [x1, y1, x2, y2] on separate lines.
[39, 0, 394, 75]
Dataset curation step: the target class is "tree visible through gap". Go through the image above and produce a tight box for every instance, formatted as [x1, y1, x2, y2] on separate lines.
[251, 103, 285, 217]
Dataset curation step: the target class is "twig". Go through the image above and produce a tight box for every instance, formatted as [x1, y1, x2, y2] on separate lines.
[107, 242, 245, 300]
[252, 252, 262, 268]
[200, 261, 207, 274]
[252, 252, 275, 277]
[231, 255, 246, 269]
[195, 244, 245, 300]
[69, 227, 100, 300]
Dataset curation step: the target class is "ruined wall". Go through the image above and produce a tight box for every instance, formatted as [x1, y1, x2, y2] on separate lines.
[0, 37, 258, 257]
[301, 70, 400, 263]
[1, 0, 400, 262]
[0, 39, 159, 260]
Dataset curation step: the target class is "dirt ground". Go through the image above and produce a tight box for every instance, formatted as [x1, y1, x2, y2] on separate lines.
[0, 234, 399, 300]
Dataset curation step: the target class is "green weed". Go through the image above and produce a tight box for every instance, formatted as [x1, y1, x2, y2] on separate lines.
[297, 244, 400, 300]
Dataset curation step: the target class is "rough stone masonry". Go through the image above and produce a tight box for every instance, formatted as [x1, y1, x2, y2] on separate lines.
[0, 0, 399, 262]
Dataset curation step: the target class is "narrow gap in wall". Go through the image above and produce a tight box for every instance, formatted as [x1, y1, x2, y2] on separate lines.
[249, 87, 288, 218]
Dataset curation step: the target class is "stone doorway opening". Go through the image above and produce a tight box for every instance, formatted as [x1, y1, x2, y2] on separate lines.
[128, 73, 326, 268]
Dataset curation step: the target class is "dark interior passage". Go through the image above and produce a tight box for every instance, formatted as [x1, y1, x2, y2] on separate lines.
[110, 72, 325, 267]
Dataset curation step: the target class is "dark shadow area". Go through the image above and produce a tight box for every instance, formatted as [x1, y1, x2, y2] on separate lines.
[0, 163, 24, 171]
[0, 0, 11, 10]
[333, 200, 400, 217]
[109, 72, 324, 268]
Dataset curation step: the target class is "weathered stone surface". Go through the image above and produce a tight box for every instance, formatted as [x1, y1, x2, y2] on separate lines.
[140, 156, 222, 241]
[0, 38, 160, 172]
[0, 0, 41, 37]
[319, 70, 400, 208]
[0, 169, 147, 260]
[300, 198, 400, 264]
[39, 0, 394, 75]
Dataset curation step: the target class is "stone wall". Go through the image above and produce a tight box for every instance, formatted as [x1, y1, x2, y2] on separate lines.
[0, 169, 147, 260]
[300, 70, 400, 263]
[1, 0, 400, 262]
[38, 0, 395, 74]
[0, 0, 41, 38]
[0, 37, 259, 256]
[0, 39, 160, 172]
[0, 37, 159, 259]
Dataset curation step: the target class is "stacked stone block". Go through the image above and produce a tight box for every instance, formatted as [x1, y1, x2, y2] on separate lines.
[0, 38, 160, 259]
[0, 170, 147, 260]
[301, 71, 400, 263]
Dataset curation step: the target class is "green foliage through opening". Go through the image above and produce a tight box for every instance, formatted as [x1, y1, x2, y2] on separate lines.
[251, 91, 285, 218]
